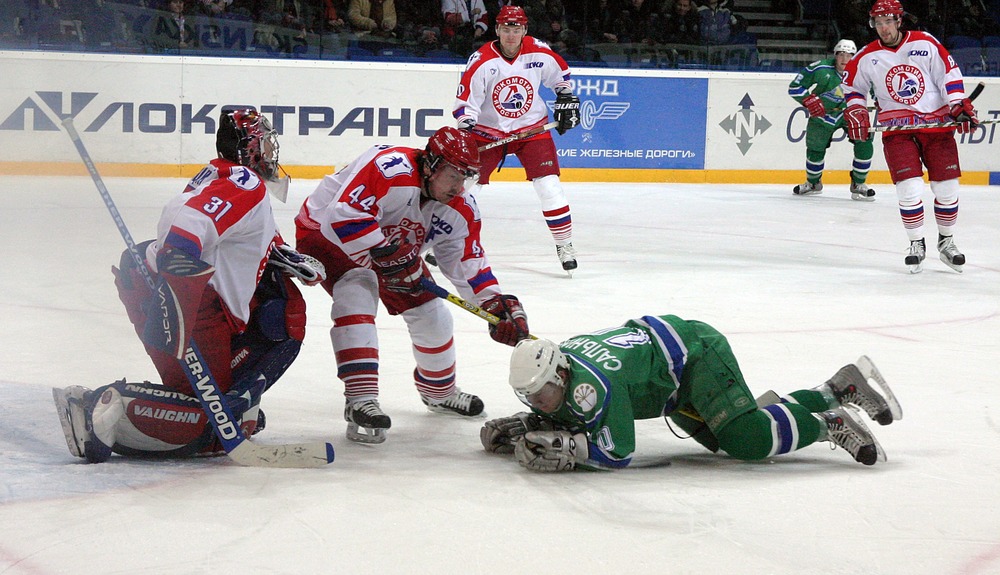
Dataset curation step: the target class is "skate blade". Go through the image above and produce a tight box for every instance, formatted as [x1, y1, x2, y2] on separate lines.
[52, 388, 84, 457]
[854, 356, 903, 423]
[346, 422, 387, 444]
[939, 253, 964, 273]
[907, 261, 923, 274]
[851, 193, 876, 202]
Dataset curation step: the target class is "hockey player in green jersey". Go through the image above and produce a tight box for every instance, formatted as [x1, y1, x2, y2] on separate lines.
[480, 314, 902, 472]
[788, 39, 876, 201]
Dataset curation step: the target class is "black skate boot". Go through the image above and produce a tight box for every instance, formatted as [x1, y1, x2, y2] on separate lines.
[904, 238, 926, 274]
[821, 363, 896, 425]
[937, 234, 965, 272]
[422, 389, 484, 417]
[820, 407, 885, 466]
[345, 399, 391, 444]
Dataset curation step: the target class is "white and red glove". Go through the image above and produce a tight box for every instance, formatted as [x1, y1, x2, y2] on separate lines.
[482, 294, 529, 346]
[845, 106, 871, 142]
[802, 94, 825, 118]
[950, 98, 979, 134]
[370, 241, 424, 294]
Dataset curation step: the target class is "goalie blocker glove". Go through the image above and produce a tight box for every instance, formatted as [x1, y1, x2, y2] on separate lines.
[481, 294, 530, 346]
[553, 92, 581, 135]
[370, 241, 424, 294]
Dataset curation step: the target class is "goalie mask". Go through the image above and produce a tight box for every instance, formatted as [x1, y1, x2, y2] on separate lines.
[217, 108, 290, 201]
[509, 338, 568, 397]
[425, 126, 481, 180]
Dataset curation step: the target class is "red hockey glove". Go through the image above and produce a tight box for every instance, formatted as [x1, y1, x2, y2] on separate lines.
[482, 294, 529, 346]
[844, 106, 871, 142]
[370, 241, 423, 294]
[802, 94, 825, 118]
[950, 98, 979, 134]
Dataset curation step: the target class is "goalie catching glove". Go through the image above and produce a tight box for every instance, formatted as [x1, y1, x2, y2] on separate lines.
[268, 243, 325, 286]
[481, 294, 529, 346]
[514, 430, 588, 472]
[481, 412, 558, 454]
[553, 92, 581, 135]
[370, 241, 424, 294]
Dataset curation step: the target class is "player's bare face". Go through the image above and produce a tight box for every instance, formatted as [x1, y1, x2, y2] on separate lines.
[526, 381, 564, 414]
[835, 51, 852, 73]
[426, 164, 468, 203]
[497, 24, 526, 58]
[872, 16, 902, 47]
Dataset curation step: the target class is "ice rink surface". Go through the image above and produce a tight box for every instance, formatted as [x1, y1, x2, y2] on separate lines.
[1, 175, 998, 575]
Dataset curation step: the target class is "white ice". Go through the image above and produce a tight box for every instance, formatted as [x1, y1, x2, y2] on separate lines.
[1, 175, 999, 575]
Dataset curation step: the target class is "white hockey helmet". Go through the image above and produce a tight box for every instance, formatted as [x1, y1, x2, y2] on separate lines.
[509, 339, 568, 396]
[833, 39, 858, 55]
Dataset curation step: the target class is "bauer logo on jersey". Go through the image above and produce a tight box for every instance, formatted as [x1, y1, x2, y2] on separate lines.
[884, 66, 925, 106]
[492, 77, 534, 119]
[573, 383, 598, 412]
[376, 151, 414, 179]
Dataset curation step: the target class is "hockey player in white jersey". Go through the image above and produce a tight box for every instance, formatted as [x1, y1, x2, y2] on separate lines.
[294, 126, 530, 444]
[453, 5, 582, 274]
[842, 0, 979, 273]
[53, 109, 325, 463]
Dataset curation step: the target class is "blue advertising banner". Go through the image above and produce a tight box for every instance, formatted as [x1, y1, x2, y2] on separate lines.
[504, 76, 708, 170]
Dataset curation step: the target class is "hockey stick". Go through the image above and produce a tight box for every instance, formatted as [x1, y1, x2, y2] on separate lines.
[478, 122, 559, 152]
[419, 277, 538, 340]
[61, 116, 334, 468]
[870, 118, 999, 132]
[834, 81, 986, 115]
[865, 81, 986, 132]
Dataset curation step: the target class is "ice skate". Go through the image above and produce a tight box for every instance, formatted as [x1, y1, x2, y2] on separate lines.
[904, 238, 926, 274]
[424, 252, 438, 267]
[52, 385, 112, 463]
[850, 182, 875, 202]
[345, 399, 391, 444]
[937, 235, 965, 273]
[819, 407, 885, 465]
[793, 181, 823, 195]
[820, 356, 901, 425]
[422, 388, 484, 417]
[555, 242, 578, 275]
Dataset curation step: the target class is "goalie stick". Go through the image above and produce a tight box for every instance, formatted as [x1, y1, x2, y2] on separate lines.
[419, 277, 538, 340]
[477, 122, 559, 152]
[60, 116, 334, 468]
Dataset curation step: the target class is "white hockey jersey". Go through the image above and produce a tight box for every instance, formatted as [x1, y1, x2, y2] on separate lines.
[148, 158, 280, 328]
[453, 36, 572, 139]
[842, 30, 969, 132]
[297, 145, 501, 304]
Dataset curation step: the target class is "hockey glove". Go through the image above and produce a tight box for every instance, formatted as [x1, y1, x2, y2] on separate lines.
[370, 241, 424, 294]
[457, 115, 477, 131]
[553, 93, 581, 135]
[950, 98, 979, 134]
[802, 94, 825, 118]
[481, 412, 557, 454]
[482, 294, 529, 346]
[844, 105, 871, 142]
[268, 243, 326, 286]
[514, 430, 588, 472]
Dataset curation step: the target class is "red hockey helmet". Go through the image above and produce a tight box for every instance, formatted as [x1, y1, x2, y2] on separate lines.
[497, 5, 528, 26]
[425, 127, 480, 179]
[869, 0, 903, 21]
[216, 108, 280, 180]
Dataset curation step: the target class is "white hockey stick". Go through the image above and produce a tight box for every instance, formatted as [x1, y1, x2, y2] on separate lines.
[61, 116, 334, 468]
[477, 122, 559, 151]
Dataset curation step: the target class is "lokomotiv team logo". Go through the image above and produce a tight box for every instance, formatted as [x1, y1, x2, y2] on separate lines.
[492, 76, 533, 119]
[885, 65, 925, 105]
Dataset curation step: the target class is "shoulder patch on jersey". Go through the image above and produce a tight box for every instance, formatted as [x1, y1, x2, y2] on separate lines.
[375, 151, 414, 179]
[228, 166, 262, 191]
[573, 383, 598, 412]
